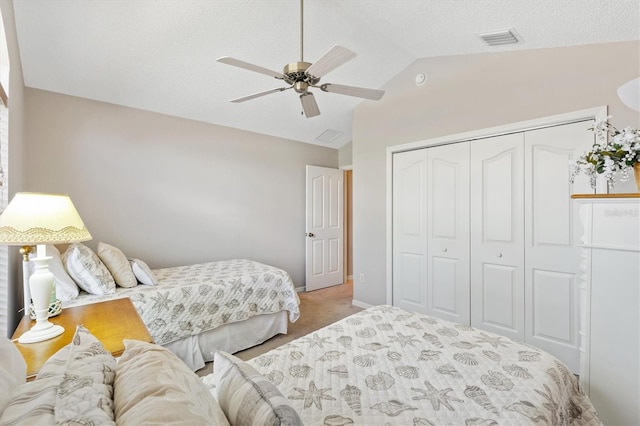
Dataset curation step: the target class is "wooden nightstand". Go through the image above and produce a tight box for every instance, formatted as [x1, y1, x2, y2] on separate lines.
[12, 298, 153, 381]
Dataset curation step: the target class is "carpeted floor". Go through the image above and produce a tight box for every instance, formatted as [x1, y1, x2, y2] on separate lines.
[195, 280, 361, 377]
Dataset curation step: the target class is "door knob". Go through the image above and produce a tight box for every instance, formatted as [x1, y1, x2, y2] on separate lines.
[307, 233, 315, 237]
[442, 248, 448, 253]
[497, 253, 503, 258]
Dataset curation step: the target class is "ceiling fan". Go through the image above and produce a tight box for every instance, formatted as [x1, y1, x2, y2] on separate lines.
[216, 0, 385, 118]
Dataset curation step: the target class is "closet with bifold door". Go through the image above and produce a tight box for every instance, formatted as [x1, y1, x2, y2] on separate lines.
[392, 118, 595, 373]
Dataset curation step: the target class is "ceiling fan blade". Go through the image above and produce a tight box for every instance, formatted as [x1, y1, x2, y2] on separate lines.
[320, 83, 385, 101]
[306, 45, 356, 78]
[217, 56, 284, 79]
[230, 86, 291, 103]
[300, 92, 320, 118]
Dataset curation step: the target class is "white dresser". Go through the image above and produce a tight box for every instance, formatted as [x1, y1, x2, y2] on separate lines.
[573, 194, 640, 426]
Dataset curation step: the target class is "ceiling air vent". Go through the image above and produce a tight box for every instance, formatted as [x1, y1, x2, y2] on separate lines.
[478, 28, 520, 46]
[315, 129, 343, 143]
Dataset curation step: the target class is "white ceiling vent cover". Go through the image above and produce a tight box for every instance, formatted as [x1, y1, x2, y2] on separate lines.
[478, 28, 520, 46]
[315, 129, 343, 143]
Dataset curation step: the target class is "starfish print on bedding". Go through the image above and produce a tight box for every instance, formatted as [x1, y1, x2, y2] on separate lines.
[150, 292, 171, 311]
[411, 380, 464, 411]
[289, 381, 336, 410]
[180, 287, 192, 299]
[300, 334, 332, 348]
[475, 332, 511, 348]
[389, 332, 421, 348]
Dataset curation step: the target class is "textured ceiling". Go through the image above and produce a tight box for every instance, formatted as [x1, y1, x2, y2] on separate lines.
[12, 0, 640, 148]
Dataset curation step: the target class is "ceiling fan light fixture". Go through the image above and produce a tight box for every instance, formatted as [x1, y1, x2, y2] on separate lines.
[478, 28, 520, 46]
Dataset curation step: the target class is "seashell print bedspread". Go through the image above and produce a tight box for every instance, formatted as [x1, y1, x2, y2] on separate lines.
[63, 259, 300, 345]
[248, 305, 601, 425]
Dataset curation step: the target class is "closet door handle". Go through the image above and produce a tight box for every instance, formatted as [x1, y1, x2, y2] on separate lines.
[442, 248, 448, 253]
[307, 233, 315, 237]
[497, 253, 503, 258]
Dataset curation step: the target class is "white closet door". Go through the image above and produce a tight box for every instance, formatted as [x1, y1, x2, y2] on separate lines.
[392, 149, 429, 313]
[426, 142, 470, 324]
[523, 121, 594, 373]
[471, 133, 525, 342]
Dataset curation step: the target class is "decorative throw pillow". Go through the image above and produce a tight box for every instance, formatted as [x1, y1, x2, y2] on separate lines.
[0, 337, 26, 417]
[97, 242, 137, 288]
[114, 340, 229, 425]
[129, 258, 158, 286]
[213, 351, 303, 426]
[29, 245, 80, 301]
[0, 326, 116, 426]
[55, 326, 116, 425]
[62, 243, 116, 295]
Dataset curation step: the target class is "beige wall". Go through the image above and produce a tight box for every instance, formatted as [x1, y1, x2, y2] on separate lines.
[338, 142, 352, 167]
[24, 89, 337, 287]
[352, 41, 640, 306]
[1, 0, 26, 335]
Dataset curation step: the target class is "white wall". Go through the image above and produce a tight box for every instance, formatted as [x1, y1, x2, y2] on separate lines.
[24, 89, 337, 287]
[352, 41, 640, 306]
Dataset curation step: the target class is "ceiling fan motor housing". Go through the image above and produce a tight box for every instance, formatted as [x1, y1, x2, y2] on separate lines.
[284, 62, 320, 93]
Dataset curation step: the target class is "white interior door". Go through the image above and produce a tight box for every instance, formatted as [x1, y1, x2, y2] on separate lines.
[392, 149, 429, 312]
[523, 120, 594, 373]
[305, 165, 344, 291]
[426, 142, 470, 324]
[471, 133, 525, 342]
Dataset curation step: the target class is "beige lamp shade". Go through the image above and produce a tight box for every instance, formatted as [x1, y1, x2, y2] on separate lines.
[0, 192, 92, 245]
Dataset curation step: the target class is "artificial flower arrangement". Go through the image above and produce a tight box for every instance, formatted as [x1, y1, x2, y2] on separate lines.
[570, 116, 640, 189]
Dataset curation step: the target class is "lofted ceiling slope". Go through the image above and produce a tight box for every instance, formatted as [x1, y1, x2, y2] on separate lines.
[12, 0, 640, 148]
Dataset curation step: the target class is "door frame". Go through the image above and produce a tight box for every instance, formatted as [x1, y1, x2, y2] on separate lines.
[385, 106, 608, 305]
[340, 165, 353, 285]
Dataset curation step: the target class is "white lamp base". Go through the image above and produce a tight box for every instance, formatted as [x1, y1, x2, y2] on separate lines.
[18, 321, 64, 344]
[19, 251, 64, 344]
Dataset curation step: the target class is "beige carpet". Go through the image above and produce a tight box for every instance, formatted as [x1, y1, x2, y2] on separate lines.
[195, 280, 361, 377]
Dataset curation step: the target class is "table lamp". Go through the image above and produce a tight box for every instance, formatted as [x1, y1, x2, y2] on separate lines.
[0, 193, 91, 343]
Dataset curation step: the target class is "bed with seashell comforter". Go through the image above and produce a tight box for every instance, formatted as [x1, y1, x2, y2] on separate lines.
[246, 305, 601, 425]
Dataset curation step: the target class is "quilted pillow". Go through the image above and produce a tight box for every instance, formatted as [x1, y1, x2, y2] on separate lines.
[28, 245, 80, 301]
[63, 243, 116, 295]
[129, 258, 158, 286]
[114, 340, 229, 425]
[0, 326, 116, 426]
[97, 242, 137, 288]
[213, 351, 302, 426]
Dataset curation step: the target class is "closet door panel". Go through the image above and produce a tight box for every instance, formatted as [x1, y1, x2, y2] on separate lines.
[392, 149, 429, 313]
[471, 133, 525, 341]
[524, 121, 594, 373]
[427, 142, 470, 324]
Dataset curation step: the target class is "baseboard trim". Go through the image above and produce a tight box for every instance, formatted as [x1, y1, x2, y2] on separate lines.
[352, 299, 373, 309]
[295, 286, 305, 293]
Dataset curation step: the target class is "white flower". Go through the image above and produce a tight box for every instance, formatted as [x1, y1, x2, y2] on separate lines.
[569, 117, 639, 189]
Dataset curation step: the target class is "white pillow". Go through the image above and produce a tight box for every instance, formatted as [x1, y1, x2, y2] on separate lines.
[115, 340, 229, 425]
[63, 243, 116, 295]
[0, 337, 26, 416]
[0, 326, 116, 425]
[28, 245, 79, 301]
[129, 258, 158, 286]
[97, 242, 137, 288]
[213, 351, 303, 426]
